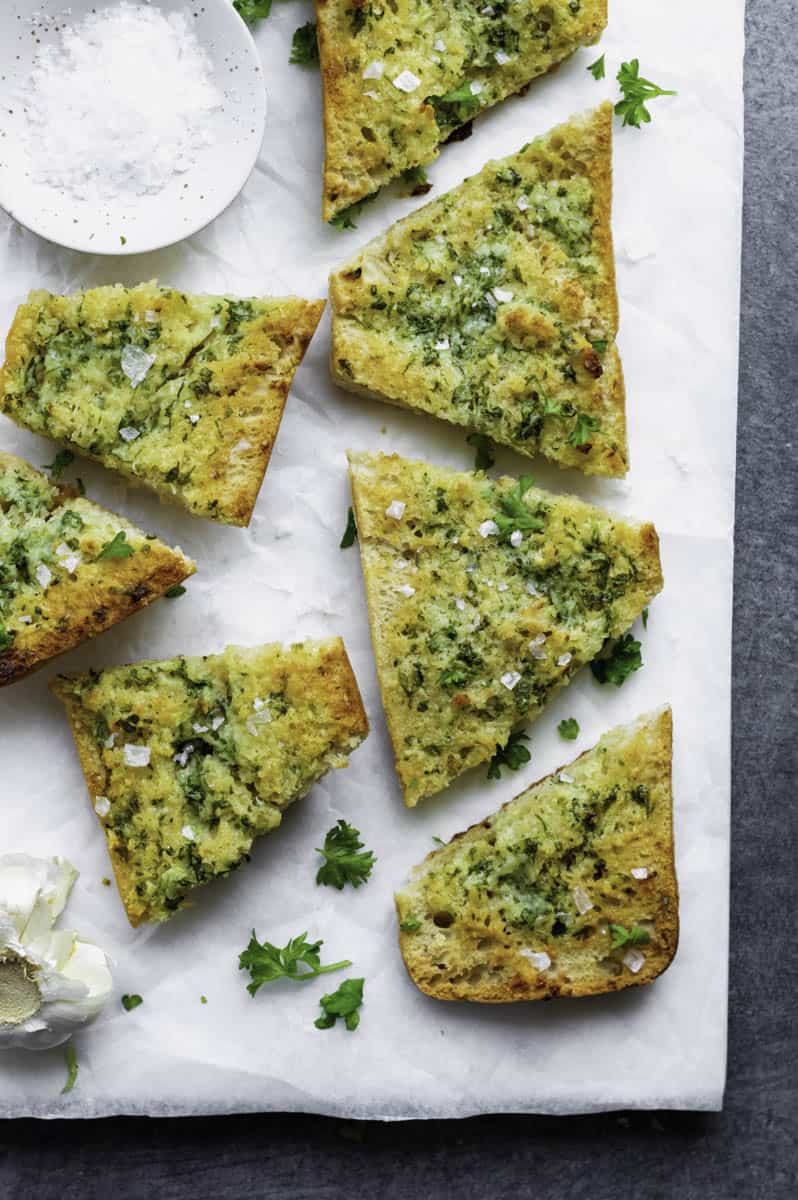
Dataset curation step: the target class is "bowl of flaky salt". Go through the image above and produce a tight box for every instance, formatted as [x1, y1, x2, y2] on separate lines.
[0, 0, 267, 255]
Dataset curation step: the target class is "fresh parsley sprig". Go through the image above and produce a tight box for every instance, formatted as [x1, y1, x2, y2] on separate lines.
[316, 820, 376, 889]
[239, 931, 351, 994]
[609, 923, 651, 950]
[315, 978, 364, 1031]
[615, 60, 677, 128]
[590, 633, 643, 687]
[340, 506, 358, 548]
[494, 475, 544, 539]
[96, 530, 134, 560]
[587, 54, 606, 81]
[467, 433, 495, 472]
[290, 22, 319, 65]
[487, 730, 531, 779]
[43, 449, 75, 480]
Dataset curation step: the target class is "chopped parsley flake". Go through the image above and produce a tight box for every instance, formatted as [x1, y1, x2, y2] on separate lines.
[314, 977, 364, 1031]
[96, 530, 134, 560]
[42, 449, 75, 480]
[588, 54, 606, 81]
[290, 21, 319, 65]
[340, 506, 358, 548]
[558, 718, 580, 741]
[590, 634, 643, 687]
[487, 730, 531, 779]
[121, 993, 143, 1011]
[609, 923, 651, 950]
[466, 432, 495, 472]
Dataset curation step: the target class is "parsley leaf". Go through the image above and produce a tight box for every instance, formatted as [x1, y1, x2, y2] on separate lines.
[43, 449, 75, 480]
[314, 977, 364, 1031]
[588, 54, 606, 81]
[399, 917, 421, 932]
[494, 475, 543, 539]
[233, 0, 273, 24]
[96, 530, 134, 560]
[642, 607, 649, 629]
[239, 931, 351, 994]
[164, 584, 186, 598]
[590, 633, 643, 687]
[467, 432, 495, 472]
[121, 993, 143, 1011]
[329, 192, 378, 230]
[316, 820, 376, 889]
[0, 623, 14, 653]
[615, 60, 677, 129]
[401, 166, 432, 196]
[62, 1042, 78, 1094]
[290, 21, 319, 65]
[569, 413, 601, 447]
[609, 923, 651, 950]
[340, 506, 358, 549]
[558, 718, 580, 741]
[428, 83, 481, 128]
[487, 730, 531, 779]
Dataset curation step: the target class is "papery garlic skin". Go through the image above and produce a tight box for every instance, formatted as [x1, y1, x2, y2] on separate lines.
[0, 854, 113, 1050]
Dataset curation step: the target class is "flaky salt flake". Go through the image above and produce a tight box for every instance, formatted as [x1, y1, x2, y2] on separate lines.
[393, 70, 421, 93]
[559, 771, 575, 784]
[557, 652, 572, 667]
[94, 796, 110, 817]
[434, 337, 450, 351]
[364, 90, 380, 100]
[453, 274, 463, 286]
[385, 500, 406, 520]
[529, 633, 547, 646]
[631, 867, 649, 880]
[124, 744, 151, 768]
[59, 554, 82, 574]
[35, 564, 53, 589]
[121, 345, 155, 388]
[494, 51, 511, 65]
[479, 520, 499, 538]
[192, 723, 208, 734]
[105, 733, 116, 749]
[500, 671, 522, 691]
[455, 598, 466, 611]
[119, 426, 141, 443]
[623, 949, 646, 974]
[398, 583, 416, 598]
[470, 81, 483, 95]
[573, 885, 593, 915]
[520, 949, 551, 970]
[492, 287, 514, 304]
[181, 825, 196, 842]
[516, 195, 530, 211]
[211, 715, 225, 731]
[173, 744, 193, 767]
[363, 60, 384, 79]
[510, 530, 523, 547]
[496, 582, 508, 592]
[526, 581, 541, 597]
[434, 38, 446, 51]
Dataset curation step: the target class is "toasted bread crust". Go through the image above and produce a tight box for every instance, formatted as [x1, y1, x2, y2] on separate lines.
[331, 106, 626, 477]
[396, 708, 678, 1001]
[52, 638, 369, 927]
[348, 451, 662, 805]
[316, 0, 607, 220]
[0, 285, 325, 526]
[0, 451, 194, 686]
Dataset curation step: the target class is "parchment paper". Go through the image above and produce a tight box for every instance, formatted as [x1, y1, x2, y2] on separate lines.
[0, 0, 743, 1117]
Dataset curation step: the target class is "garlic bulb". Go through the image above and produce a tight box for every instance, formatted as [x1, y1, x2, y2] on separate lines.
[0, 854, 112, 1050]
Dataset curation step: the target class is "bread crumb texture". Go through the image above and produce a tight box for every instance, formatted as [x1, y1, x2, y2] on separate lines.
[0, 451, 194, 686]
[0, 283, 325, 525]
[396, 707, 678, 1001]
[348, 451, 662, 805]
[317, 0, 607, 219]
[331, 105, 625, 476]
[51, 638, 369, 926]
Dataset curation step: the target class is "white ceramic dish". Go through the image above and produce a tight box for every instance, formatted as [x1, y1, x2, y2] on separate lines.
[0, 0, 266, 256]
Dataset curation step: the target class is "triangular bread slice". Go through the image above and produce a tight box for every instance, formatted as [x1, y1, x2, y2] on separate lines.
[396, 708, 678, 1001]
[0, 283, 325, 525]
[317, 0, 607, 221]
[51, 638, 369, 927]
[348, 451, 662, 805]
[0, 451, 194, 686]
[331, 105, 625, 477]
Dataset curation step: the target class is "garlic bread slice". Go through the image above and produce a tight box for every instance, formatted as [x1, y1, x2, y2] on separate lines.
[0, 283, 325, 525]
[396, 708, 678, 1001]
[317, 0, 607, 221]
[52, 639, 369, 926]
[348, 451, 662, 805]
[331, 105, 625, 477]
[0, 451, 194, 686]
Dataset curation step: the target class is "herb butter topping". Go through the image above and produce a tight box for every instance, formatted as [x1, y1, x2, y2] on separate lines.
[348, 451, 662, 805]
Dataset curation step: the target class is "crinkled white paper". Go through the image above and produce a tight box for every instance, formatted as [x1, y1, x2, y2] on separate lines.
[0, 0, 743, 1117]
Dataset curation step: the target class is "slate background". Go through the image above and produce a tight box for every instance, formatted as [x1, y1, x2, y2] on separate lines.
[1, 1, 796, 1195]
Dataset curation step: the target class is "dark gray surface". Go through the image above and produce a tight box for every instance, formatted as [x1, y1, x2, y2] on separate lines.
[1, 1, 797, 1196]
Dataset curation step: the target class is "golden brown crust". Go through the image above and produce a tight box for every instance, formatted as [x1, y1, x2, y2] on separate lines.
[0, 452, 195, 687]
[396, 708, 678, 1002]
